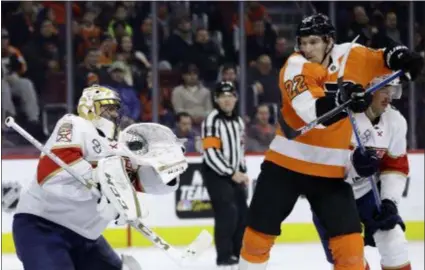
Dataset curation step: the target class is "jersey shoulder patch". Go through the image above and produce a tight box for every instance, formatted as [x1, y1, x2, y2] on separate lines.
[56, 122, 73, 142]
[53, 114, 93, 144]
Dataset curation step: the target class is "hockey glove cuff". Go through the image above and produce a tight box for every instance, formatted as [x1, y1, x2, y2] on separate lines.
[315, 95, 348, 126]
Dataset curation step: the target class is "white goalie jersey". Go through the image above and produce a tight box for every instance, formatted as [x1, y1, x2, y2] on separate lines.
[16, 114, 185, 240]
[346, 107, 409, 204]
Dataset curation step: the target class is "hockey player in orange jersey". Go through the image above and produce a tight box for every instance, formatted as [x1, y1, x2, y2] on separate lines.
[313, 76, 412, 270]
[238, 14, 423, 270]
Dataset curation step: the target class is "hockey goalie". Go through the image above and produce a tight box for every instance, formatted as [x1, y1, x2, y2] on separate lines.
[11, 85, 188, 270]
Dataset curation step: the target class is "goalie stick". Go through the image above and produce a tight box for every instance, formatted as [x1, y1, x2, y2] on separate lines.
[4, 117, 213, 266]
[278, 70, 404, 140]
[336, 35, 381, 209]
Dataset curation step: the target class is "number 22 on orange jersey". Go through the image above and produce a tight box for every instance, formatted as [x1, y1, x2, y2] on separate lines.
[284, 75, 308, 100]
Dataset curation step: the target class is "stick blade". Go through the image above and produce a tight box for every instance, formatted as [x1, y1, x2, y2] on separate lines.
[180, 230, 213, 262]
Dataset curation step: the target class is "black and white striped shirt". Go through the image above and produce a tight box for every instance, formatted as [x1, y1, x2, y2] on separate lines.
[201, 109, 246, 176]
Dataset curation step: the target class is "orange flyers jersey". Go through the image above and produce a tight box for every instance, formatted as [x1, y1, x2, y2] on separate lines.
[265, 43, 392, 178]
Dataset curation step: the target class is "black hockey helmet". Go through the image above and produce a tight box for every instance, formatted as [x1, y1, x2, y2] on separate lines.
[214, 81, 237, 99]
[296, 13, 335, 39]
[295, 14, 336, 63]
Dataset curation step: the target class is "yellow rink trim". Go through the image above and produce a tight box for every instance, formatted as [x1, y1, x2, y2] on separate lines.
[2, 221, 424, 254]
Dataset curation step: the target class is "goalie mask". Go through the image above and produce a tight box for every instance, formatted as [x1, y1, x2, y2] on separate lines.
[77, 85, 121, 140]
[118, 123, 188, 188]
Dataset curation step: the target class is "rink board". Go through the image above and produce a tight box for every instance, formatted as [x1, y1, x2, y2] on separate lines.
[2, 153, 424, 253]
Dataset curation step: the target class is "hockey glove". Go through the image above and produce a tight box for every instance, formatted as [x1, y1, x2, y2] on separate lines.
[316, 83, 371, 126]
[336, 82, 372, 113]
[385, 46, 424, 81]
[351, 147, 380, 177]
[369, 199, 406, 233]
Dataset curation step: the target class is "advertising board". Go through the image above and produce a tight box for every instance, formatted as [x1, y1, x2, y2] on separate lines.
[2, 153, 423, 253]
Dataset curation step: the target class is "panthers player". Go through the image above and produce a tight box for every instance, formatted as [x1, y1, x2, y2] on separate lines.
[12, 85, 185, 270]
[313, 76, 411, 270]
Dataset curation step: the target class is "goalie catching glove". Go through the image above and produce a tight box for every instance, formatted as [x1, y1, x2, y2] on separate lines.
[92, 123, 189, 225]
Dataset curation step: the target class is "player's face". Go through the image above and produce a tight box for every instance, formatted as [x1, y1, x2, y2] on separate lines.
[217, 93, 237, 113]
[299, 36, 327, 63]
[100, 104, 121, 124]
[371, 87, 392, 115]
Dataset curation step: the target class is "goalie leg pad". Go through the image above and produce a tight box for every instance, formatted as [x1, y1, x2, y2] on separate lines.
[239, 226, 276, 268]
[374, 225, 410, 269]
[329, 233, 364, 270]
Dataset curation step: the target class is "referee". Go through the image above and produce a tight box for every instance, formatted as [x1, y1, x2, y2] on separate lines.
[201, 81, 249, 268]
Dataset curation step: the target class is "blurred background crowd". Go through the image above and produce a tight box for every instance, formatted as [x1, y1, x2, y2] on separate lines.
[2, 1, 425, 155]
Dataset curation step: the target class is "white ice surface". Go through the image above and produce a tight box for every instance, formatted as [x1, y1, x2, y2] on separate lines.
[2, 242, 424, 270]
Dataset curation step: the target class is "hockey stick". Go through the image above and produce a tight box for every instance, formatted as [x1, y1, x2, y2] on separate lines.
[278, 70, 403, 140]
[336, 35, 381, 209]
[4, 117, 213, 266]
[4, 117, 101, 194]
[129, 220, 212, 266]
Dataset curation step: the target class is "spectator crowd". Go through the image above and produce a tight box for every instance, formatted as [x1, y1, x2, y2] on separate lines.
[2, 1, 424, 152]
